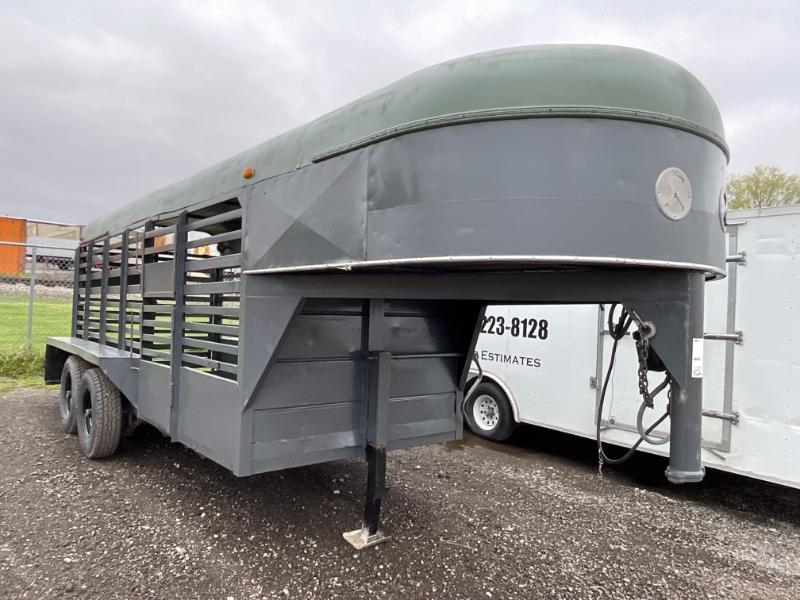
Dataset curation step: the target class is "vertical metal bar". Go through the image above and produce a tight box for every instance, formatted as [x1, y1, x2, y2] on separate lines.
[141, 222, 154, 359]
[363, 444, 387, 536]
[70, 246, 81, 337]
[169, 213, 188, 439]
[83, 244, 94, 338]
[593, 304, 605, 418]
[366, 299, 390, 447]
[665, 271, 706, 483]
[98, 238, 110, 345]
[357, 299, 391, 542]
[117, 231, 129, 349]
[26, 245, 37, 348]
[719, 226, 740, 452]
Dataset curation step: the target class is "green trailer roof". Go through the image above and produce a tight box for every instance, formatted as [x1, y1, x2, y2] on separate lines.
[85, 44, 727, 239]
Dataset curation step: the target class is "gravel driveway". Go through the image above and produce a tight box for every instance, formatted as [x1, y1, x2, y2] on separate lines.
[1, 387, 798, 599]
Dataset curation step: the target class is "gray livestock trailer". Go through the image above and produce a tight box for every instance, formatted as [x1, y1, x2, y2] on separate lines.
[45, 44, 728, 548]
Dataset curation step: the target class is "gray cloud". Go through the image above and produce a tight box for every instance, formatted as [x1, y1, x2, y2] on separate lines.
[1, 0, 798, 224]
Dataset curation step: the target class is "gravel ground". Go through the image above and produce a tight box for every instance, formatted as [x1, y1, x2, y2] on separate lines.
[1, 387, 799, 600]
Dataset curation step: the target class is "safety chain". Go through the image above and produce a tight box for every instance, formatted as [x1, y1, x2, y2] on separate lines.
[635, 336, 654, 408]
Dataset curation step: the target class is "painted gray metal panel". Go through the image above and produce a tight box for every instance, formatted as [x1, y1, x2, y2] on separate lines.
[365, 119, 726, 273]
[245, 151, 368, 272]
[385, 315, 457, 354]
[142, 260, 175, 298]
[252, 360, 363, 409]
[276, 314, 362, 359]
[251, 403, 363, 463]
[390, 356, 457, 398]
[388, 393, 457, 441]
[136, 362, 172, 434]
[177, 367, 240, 472]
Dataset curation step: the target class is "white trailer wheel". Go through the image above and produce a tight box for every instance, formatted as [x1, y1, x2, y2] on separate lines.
[473, 395, 500, 431]
[465, 381, 516, 441]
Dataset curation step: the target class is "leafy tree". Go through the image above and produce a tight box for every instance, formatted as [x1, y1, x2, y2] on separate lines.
[727, 165, 800, 210]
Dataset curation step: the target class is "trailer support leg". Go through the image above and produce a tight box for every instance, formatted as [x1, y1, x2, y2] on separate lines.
[344, 444, 390, 549]
[664, 272, 706, 483]
[344, 301, 392, 549]
[627, 271, 706, 483]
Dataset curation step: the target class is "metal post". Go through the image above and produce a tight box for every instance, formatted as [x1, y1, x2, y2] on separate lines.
[665, 271, 706, 483]
[70, 246, 81, 337]
[117, 231, 129, 348]
[26, 245, 37, 348]
[169, 213, 188, 439]
[98, 239, 110, 345]
[343, 299, 391, 549]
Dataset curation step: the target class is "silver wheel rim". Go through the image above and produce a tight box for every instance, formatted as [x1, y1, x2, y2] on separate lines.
[472, 394, 500, 431]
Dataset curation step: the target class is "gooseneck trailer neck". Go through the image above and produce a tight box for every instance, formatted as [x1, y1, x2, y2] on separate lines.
[46, 44, 728, 548]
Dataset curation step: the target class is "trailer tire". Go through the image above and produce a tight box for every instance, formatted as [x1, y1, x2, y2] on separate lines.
[59, 356, 88, 434]
[76, 369, 123, 459]
[465, 381, 516, 441]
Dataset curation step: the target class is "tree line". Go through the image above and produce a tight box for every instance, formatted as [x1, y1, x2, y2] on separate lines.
[727, 166, 800, 209]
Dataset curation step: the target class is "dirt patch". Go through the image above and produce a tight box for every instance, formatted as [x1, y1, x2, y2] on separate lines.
[1, 387, 798, 599]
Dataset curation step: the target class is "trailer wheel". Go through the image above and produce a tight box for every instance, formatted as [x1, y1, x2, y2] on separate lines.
[76, 369, 123, 459]
[465, 381, 516, 441]
[59, 356, 88, 434]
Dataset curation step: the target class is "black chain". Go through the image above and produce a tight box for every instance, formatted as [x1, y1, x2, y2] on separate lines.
[635, 336, 654, 408]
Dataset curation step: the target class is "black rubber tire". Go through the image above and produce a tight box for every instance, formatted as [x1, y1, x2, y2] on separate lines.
[464, 381, 516, 441]
[59, 356, 88, 434]
[76, 369, 123, 459]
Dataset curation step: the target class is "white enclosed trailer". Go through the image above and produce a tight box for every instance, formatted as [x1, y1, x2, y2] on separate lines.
[469, 206, 800, 489]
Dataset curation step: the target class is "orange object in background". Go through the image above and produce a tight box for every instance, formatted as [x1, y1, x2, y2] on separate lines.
[0, 216, 26, 275]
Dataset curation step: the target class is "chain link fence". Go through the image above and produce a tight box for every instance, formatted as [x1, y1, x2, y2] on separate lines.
[1, 241, 74, 356]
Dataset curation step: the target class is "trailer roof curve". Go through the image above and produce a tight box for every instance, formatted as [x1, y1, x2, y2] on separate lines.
[85, 44, 727, 240]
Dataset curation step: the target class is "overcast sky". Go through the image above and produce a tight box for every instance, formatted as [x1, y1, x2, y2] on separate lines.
[1, 0, 798, 224]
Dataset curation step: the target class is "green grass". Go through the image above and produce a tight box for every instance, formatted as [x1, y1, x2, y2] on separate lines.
[0, 348, 45, 391]
[0, 295, 72, 350]
[0, 295, 71, 389]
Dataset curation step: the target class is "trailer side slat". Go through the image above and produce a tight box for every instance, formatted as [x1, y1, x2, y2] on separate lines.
[185, 229, 242, 249]
[145, 243, 176, 255]
[185, 254, 241, 272]
[184, 281, 240, 295]
[183, 322, 239, 336]
[182, 337, 239, 355]
[181, 352, 238, 375]
[144, 225, 176, 239]
[183, 305, 239, 317]
[186, 208, 243, 232]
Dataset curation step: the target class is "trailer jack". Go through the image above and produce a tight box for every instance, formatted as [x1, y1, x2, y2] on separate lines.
[343, 445, 391, 549]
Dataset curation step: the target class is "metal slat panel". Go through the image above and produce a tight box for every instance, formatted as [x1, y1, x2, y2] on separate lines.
[184, 280, 240, 295]
[144, 225, 176, 239]
[142, 348, 171, 360]
[186, 208, 243, 232]
[145, 243, 176, 255]
[185, 254, 241, 272]
[182, 337, 238, 355]
[183, 322, 239, 336]
[142, 305, 174, 314]
[181, 353, 238, 375]
[183, 305, 239, 317]
[141, 334, 172, 346]
[185, 229, 241, 249]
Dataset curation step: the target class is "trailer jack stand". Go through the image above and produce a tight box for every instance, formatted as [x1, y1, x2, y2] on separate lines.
[343, 445, 391, 549]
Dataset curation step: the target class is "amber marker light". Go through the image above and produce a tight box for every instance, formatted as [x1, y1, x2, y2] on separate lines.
[242, 166, 255, 179]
